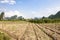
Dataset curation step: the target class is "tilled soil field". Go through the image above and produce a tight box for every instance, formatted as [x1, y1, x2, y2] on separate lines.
[0, 21, 60, 40]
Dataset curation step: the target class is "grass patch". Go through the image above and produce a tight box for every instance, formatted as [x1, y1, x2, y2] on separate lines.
[0, 32, 11, 40]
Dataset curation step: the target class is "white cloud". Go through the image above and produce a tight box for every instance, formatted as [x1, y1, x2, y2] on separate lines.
[31, 7, 60, 17]
[0, 8, 6, 12]
[0, 0, 16, 5]
[5, 10, 24, 17]
[44, 7, 60, 16]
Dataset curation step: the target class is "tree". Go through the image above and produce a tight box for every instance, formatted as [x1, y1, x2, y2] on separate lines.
[0, 12, 4, 20]
[10, 15, 17, 20]
[18, 16, 24, 20]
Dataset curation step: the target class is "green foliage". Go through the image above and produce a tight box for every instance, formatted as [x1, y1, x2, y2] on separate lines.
[0, 32, 10, 40]
[10, 15, 17, 20]
[18, 16, 25, 20]
[5, 15, 25, 21]
[28, 18, 60, 23]
[0, 12, 4, 20]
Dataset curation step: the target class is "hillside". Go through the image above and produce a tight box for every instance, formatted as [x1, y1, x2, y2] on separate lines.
[48, 11, 60, 19]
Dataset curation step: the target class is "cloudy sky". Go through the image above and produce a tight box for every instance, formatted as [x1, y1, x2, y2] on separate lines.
[0, 0, 60, 18]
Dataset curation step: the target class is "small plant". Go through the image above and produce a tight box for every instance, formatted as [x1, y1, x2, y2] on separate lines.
[0, 32, 10, 40]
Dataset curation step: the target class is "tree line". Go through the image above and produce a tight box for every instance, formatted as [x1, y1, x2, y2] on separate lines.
[28, 11, 60, 23]
[0, 11, 60, 23]
[0, 12, 25, 21]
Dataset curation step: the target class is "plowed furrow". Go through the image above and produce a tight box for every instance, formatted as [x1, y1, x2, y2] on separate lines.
[32, 23, 53, 40]
[20, 23, 36, 40]
[0, 29, 17, 40]
[36, 24, 60, 40]
[39, 24, 60, 35]
[32, 24, 39, 40]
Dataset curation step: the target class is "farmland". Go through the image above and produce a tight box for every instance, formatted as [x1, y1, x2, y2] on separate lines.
[0, 21, 60, 40]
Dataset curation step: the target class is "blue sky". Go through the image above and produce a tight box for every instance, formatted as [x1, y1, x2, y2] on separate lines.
[0, 0, 60, 18]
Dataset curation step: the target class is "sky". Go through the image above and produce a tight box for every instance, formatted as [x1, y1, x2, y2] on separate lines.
[0, 0, 60, 18]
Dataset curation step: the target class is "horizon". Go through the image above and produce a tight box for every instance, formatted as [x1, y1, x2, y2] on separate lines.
[0, 0, 60, 18]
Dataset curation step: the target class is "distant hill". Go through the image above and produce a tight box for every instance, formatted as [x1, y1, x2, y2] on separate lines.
[48, 11, 60, 19]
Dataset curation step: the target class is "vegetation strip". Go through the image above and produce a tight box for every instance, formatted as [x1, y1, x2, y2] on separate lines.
[35, 24, 55, 40]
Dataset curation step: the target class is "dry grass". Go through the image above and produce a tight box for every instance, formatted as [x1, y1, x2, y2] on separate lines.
[0, 21, 60, 40]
